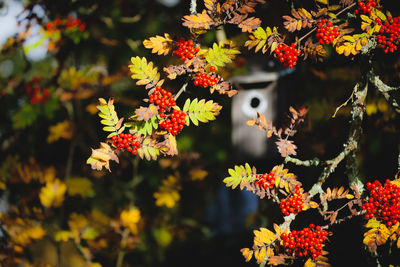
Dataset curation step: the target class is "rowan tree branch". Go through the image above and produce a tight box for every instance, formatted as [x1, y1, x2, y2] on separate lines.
[367, 70, 400, 112]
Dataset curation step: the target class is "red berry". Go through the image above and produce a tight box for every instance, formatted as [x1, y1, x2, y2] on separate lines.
[273, 43, 300, 68]
[111, 133, 141, 154]
[173, 38, 199, 61]
[362, 179, 400, 226]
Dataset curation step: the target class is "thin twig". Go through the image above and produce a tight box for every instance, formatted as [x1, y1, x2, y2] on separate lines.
[298, 2, 357, 44]
[190, 0, 197, 14]
[116, 228, 130, 267]
[285, 156, 321, 167]
[332, 87, 355, 118]
[308, 79, 368, 198]
[367, 70, 400, 112]
[174, 82, 188, 101]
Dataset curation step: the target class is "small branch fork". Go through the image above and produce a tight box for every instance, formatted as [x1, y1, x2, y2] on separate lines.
[280, 60, 370, 231]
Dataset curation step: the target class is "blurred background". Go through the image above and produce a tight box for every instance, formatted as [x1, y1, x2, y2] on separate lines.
[0, 0, 400, 266]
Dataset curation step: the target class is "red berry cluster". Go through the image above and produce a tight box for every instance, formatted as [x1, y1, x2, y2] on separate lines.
[362, 179, 400, 226]
[274, 43, 301, 69]
[45, 15, 86, 33]
[280, 184, 305, 216]
[316, 19, 339, 44]
[376, 16, 400, 53]
[159, 109, 187, 135]
[354, 0, 377, 15]
[111, 133, 141, 155]
[25, 77, 50, 105]
[281, 224, 327, 259]
[193, 72, 219, 88]
[148, 86, 176, 118]
[173, 38, 200, 61]
[254, 171, 276, 190]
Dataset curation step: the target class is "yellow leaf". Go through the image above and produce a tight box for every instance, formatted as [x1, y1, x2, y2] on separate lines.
[366, 218, 381, 228]
[275, 176, 280, 188]
[344, 45, 353, 56]
[304, 258, 316, 267]
[39, 179, 67, 208]
[189, 168, 208, 181]
[120, 208, 141, 234]
[342, 35, 355, 42]
[316, 0, 328, 4]
[86, 103, 99, 115]
[356, 40, 362, 51]
[397, 236, 400, 248]
[267, 246, 274, 257]
[143, 33, 173, 56]
[54, 230, 72, 242]
[241, 248, 253, 262]
[284, 181, 290, 193]
[391, 180, 400, 187]
[47, 120, 74, 143]
[376, 10, 387, 21]
[65, 177, 94, 198]
[308, 201, 319, 208]
[361, 38, 368, 46]
[28, 225, 46, 239]
[360, 15, 372, 23]
[254, 247, 267, 264]
[261, 227, 276, 243]
[389, 222, 399, 237]
[273, 223, 282, 236]
[336, 45, 345, 55]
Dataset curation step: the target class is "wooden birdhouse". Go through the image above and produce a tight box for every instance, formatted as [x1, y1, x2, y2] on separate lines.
[230, 58, 295, 165]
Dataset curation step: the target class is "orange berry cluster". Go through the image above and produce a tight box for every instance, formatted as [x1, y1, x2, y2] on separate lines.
[45, 15, 86, 33]
[354, 0, 377, 15]
[280, 184, 304, 216]
[159, 109, 187, 135]
[376, 16, 400, 53]
[193, 72, 219, 88]
[274, 43, 300, 69]
[25, 77, 50, 105]
[173, 38, 200, 61]
[254, 171, 276, 190]
[281, 224, 327, 259]
[148, 86, 176, 118]
[316, 19, 339, 44]
[111, 133, 141, 155]
[362, 179, 400, 226]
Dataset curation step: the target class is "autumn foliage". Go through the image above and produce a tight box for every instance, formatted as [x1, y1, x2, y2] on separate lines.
[1, 0, 400, 266]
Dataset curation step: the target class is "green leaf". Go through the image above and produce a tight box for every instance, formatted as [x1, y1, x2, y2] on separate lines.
[129, 56, 163, 87]
[184, 99, 222, 126]
[103, 126, 116, 132]
[137, 137, 160, 160]
[125, 115, 159, 137]
[100, 119, 116, 126]
[205, 41, 240, 69]
[376, 10, 387, 21]
[223, 164, 256, 189]
[81, 227, 100, 240]
[366, 218, 381, 228]
[97, 98, 121, 136]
